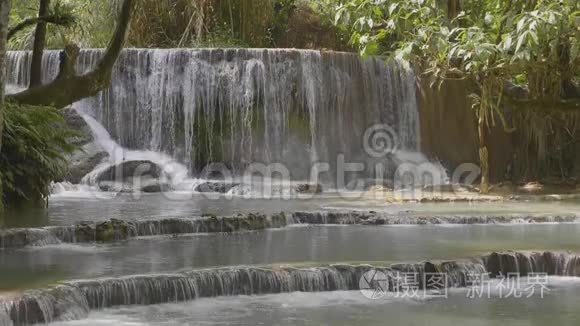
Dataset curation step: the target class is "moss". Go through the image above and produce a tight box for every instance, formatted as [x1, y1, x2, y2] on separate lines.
[75, 223, 96, 242]
[95, 222, 114, 242]
[94, 219, 131, 242]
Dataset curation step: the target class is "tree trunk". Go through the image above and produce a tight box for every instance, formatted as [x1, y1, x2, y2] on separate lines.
[447, 0, 460, 20]
[8, 0, 137, 108]
[478, 114, 489, 193]
[0, 0, 11, 218]
[29, 0, 50, 88]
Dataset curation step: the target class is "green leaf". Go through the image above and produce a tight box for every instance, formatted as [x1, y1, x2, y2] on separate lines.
[388, 3, 399, 15]
[515, 32, 528, 53]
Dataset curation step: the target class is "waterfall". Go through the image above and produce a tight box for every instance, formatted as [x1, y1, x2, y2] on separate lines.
[2, 251, 580, 325]
[2, 212, 577, 250]
[77, 112, 189, 185]
[6, 49, 443, 186]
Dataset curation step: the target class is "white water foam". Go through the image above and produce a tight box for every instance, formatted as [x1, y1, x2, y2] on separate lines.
[76, 111, 189, 186]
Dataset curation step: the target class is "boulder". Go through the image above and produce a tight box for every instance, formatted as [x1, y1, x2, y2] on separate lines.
[65, 150, 109, 184]
[63, 108, 93, 146]
[194, 182, 239, 193]
[518, 182, 544, 193]
[98, 181, 134, 193]
[96, 160, 163, 183]
[294, 183, 323, 194]
[95, 219, 134, 242]
[74, 223, 96, 242]
[97, 179, 172, 194]
[141, 181, 173, 193]
[58, 109, 110, 184]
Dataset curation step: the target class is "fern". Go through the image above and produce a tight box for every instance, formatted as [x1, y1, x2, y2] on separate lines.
[0, 101, 79, 206]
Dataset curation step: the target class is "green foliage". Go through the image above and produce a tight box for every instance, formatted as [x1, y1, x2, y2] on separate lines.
[269, 0, 298, 45]
[0, 102, 78, 206]
[191, 23, 249, 48]
[326, 0, 579, 96]
[9, 0, 81, 50]
[325, 0, 580, 183]
[51, 0, 117, 48]
[213, 0, 275, 47]
[8, 0, 343, 49]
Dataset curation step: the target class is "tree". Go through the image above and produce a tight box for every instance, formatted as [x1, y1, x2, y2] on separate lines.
[29, 0, 50, 87]
[0, 0, 137, 212]
[326, 0, 580, 191]
[0, 0, 11, 215]
[7, 0, 137, 109]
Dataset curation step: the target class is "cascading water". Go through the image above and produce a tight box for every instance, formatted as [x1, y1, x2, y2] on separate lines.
[1, 251, 579, 325]
[2, 211, 577, 250]
[77, 112, 189, 186]
[6, 49, 447, 188]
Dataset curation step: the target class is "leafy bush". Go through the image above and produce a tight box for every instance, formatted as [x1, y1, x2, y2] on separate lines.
[0, 101, 78, 207]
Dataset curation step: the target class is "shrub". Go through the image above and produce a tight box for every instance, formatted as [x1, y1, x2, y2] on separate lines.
[0, 101, 78, 207]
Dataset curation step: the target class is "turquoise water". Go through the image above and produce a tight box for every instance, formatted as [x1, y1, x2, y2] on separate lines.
[2, 224, 580, 290]
[50, 277, 580, 326]
[3, 193, 580, 227]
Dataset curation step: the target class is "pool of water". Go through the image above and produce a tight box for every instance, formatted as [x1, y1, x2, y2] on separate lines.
[2, 194, 580, 324]
[3, 193, 580, 228]
[2, 224, 580, 290]
[49, 277, 580, 326]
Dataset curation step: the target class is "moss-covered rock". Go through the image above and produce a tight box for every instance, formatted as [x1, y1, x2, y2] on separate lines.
[74, 223, 96, 243]
[95, 219, 133, 242]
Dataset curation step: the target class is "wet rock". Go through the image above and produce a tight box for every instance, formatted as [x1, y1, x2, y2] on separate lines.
[325, 212, 362, 224]
[74, 223, 96, 242]
[485, 252, 519, 277]
[95, 219, 134, 242]
[519, 182, 544, 193]
[366, 185, 392, 193]
[66, 151, 109, 184]
[0, 229, 28, 249]
[292, 212, 325, 224]
[269, 212, 288, 228]
[245, 213, 269, 230]
[58, 109, 110, 184]
[140, 181, 173, 193]
[194, 182, 239, 193]
[485, 251, 556, 277]
[294, 183, 323, 194]
[97, 161, 163, 183]
[98, 178, 172, 194]
[135, 218, 200, 236]
[63, 108, 93, 146]
[6, 294, 49, 325]
[98, 181, 134, 193]
[423, 183, 478, 193]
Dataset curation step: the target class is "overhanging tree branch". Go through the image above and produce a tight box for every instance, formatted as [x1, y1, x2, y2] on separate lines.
[7, 0, 137, 108]
[7, 14, 74, 40]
